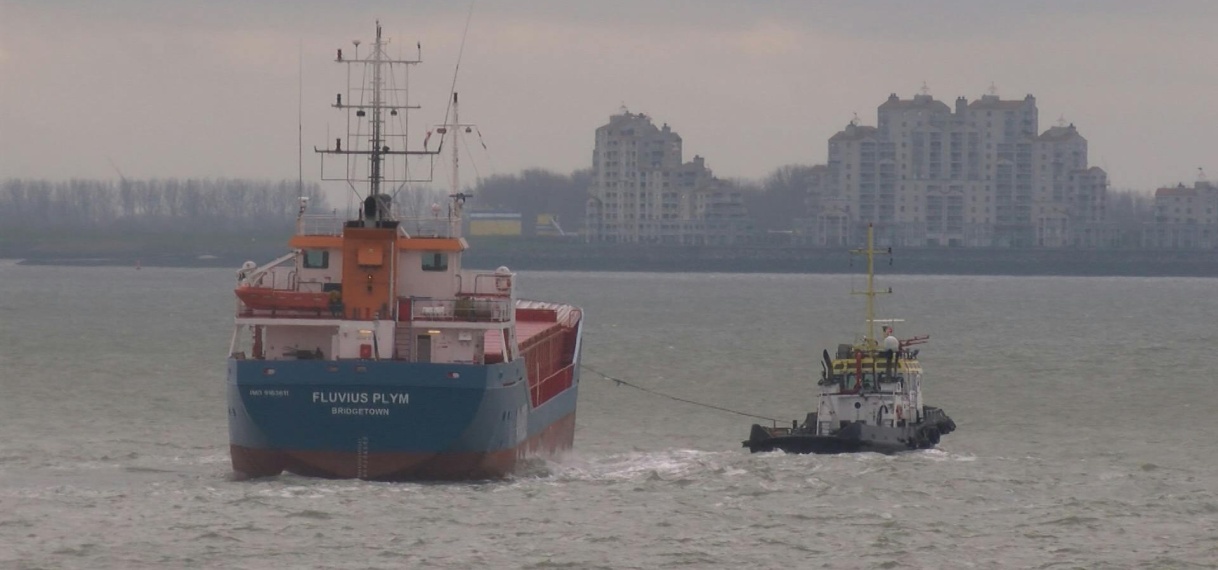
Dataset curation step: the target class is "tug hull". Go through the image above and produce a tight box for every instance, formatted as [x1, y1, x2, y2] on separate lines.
[743, 407, 956, 455]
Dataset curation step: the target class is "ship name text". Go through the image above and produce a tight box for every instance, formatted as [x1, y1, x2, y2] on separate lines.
[312, 391, 410, 405]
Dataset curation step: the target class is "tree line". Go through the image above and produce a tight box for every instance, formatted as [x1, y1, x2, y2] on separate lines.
[470, 168, 593, 237]
[465, 165, 844, 235]
[0, 178, 328, 232]
[2, 171, 1156, 237]
[466, 165, 1158, 236]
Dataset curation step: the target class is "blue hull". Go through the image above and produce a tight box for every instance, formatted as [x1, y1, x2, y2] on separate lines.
[226, 358, 579, 480]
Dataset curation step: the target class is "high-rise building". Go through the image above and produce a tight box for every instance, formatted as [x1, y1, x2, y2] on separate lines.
[1146, 180, 1218, 249]
[584, 111, 750, 244]
[813, 91, 1108, 247]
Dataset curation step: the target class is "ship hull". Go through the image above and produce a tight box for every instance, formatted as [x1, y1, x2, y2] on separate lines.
[229, 413, 575, 480]
[226, 357, 580, 481]
[743, 407, 956, 455]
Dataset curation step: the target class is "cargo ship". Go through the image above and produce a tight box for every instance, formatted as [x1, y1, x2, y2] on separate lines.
[743, 224, 954, 454]
[225, 23, 584, 480]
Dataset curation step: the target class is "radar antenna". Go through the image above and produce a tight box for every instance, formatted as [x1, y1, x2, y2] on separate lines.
[315, 22, 440, 226]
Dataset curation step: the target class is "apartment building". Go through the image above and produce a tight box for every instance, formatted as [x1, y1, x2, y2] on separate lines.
[1145, 181, 1218, 248]
[584, 111, 751, 244]
[812, 92, 1109, 247]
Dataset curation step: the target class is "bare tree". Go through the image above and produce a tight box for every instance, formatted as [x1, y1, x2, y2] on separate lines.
[0, 178, 329, 233]
[472, 168, 590, 236]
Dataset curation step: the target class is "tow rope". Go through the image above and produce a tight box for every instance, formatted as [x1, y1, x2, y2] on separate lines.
[581, 365, 780, 423]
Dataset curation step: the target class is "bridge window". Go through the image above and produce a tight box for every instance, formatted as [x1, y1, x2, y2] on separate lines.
[422, 252, 448, 272]
[303, 250, 329, 269]
[842, 372, 879, 391]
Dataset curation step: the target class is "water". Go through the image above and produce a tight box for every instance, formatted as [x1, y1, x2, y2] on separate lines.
[1, 262, 1216, 568]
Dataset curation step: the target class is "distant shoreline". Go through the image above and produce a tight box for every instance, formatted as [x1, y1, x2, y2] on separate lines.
[7, 240, 1217, 277]
[462, 242, 1218, 278]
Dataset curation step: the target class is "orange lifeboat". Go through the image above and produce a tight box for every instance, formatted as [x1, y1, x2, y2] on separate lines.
[235, 286, 331, 312]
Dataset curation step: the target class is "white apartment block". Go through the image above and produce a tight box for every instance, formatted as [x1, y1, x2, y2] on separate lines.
[584, 111, 751, 244]
[1146, 181, 1218, 249]
[812, 92, 1109, 248]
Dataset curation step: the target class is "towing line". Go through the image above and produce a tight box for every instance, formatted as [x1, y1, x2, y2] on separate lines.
[581, 365, 780, 423]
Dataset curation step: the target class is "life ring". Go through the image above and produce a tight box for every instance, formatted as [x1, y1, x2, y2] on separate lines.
[895, 405, 904, 421]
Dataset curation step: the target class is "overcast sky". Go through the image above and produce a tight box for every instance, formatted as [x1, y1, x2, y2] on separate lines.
[3, 0, 1216, 195]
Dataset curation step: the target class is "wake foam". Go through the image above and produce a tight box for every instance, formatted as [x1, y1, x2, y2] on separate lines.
[526, 449, 740, 483]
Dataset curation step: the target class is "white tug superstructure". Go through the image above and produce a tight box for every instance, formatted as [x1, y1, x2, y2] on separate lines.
[744, 224, 955, 454]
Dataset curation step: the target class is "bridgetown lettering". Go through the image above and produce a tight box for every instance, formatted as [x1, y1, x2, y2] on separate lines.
[331, 407, 390, 416]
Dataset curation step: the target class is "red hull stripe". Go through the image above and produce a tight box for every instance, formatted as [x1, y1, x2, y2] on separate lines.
[231, 413, 576, 481]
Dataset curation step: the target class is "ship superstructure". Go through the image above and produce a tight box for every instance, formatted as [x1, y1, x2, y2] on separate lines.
[743, 225, 954, 454]
[226, 23, 583, 480]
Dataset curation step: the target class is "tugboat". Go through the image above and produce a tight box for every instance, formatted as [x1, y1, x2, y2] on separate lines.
[743, 225, 955, 454]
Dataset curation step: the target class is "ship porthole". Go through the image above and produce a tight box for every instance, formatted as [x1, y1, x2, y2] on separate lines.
[854, 402, 861, 409]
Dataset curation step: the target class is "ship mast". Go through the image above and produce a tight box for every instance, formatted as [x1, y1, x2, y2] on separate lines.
[316, 22, 438, 225]
[851, 223, 890, 347]
[452, 92, 459, 200]
[433, 92, 478, 237]
[369, 23, 385, 197]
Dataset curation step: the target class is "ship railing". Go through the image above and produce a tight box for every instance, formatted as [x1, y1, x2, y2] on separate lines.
[405, 297, 512, 323]
[298, 214, 344, 236]
[296, 212, 459, 238]
[456, 270, 515, 297]
[397, 216, 458, 238]
[238, 306, 337, 319]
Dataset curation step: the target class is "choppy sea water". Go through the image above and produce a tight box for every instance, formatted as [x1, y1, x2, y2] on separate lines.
[1, 261, 1216, 569]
